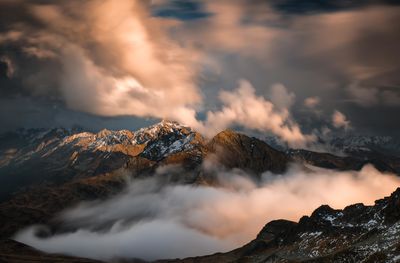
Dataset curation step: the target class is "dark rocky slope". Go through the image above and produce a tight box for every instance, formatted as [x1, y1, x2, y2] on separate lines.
[163, 187, 400, 263]
[288, 149, 400, 175]
[0, 239, 103, 263]
[208, 130, 288, 175]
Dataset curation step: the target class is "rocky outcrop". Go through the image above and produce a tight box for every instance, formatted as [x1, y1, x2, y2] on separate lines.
[207, 130, 288, 175]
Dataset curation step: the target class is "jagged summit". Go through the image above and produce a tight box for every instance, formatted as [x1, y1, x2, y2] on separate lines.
[132, 120, 194, 144]
[1, 122, 399, 204]
[1, 120, 194, 151]
[0, 120, 203, 168]
[0, 121, 206, 201]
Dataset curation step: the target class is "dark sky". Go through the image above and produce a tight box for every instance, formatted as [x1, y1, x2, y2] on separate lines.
[0, 0, 399, 141]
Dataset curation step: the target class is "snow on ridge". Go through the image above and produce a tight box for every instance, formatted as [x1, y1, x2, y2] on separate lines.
[131, 120, 192, 145]
[265, 134, 400, 155]
[0, 121, 198, 166]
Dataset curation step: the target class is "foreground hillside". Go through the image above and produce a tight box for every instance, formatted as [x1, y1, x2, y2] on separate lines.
[1, 188, 400, 263]
[164, 188, 400, 263]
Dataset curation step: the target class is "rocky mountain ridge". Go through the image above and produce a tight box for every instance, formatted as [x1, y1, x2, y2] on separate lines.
[1, 121, 399, 202]
[1, 121, 400, 262]
[265, 134, 400, 157]
[0, 121, 288, 238]
[1, 122, 314, 198]
[0, 121, 206, 201]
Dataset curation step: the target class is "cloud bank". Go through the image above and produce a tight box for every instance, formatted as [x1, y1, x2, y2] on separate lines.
[22, 0, 200, 120]
[15, 164, 400, 261]
[0, 0, 316, 146]
[1, 0, 400, 139]
[201, 80, 313, 146]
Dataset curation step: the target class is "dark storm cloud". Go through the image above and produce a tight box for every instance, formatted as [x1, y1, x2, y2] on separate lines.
[169, 0, 400, 138]
[0, 0, 315, 145]
[269, 0, 400, 14]
[0, 97, 155, 134]
[0, 0, 204, 132]
[152, 0, 210, 20]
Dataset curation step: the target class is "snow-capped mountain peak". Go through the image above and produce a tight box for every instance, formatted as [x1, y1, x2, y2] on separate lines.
[0, 121, 203, 170]
[131, 120, 192, 145]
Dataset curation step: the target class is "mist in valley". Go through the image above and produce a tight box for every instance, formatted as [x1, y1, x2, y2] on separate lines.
[15, 163, 400, 261]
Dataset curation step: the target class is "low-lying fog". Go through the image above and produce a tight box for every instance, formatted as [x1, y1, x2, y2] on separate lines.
[15, 163, 400, 261]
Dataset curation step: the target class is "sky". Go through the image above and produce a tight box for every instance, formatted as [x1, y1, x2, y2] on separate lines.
[0, 0, 400, 142]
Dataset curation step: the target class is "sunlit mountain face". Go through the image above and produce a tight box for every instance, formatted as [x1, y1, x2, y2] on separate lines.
[0, 1, 400, 262]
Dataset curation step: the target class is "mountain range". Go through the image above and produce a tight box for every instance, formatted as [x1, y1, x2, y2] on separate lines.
[0, 121, 399, 262]
[265, 134, 400, 159]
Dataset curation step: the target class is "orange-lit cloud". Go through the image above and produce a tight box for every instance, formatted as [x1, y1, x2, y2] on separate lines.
[1, 0, 400, 141]
[304, 96, 320, 108]
[332, 110, 351, 130]
[0, 0, 314, 145]
[200, 80, 313, 146]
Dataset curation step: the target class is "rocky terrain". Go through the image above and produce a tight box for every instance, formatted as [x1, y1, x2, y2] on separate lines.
[2, 121, 398, 202]
[0, 121, 290, 238]
[287, 149, 400, 175]
[329, 136, 400, 157]
[2, 188, 400, 263]
[163, 187, 400, 263]
[264, 134, 400, 175]
[0, 239, 103, 263]
[265, 135, 400, 157]
[0, 121, 205, 202]
[0, 121, 400, 262]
